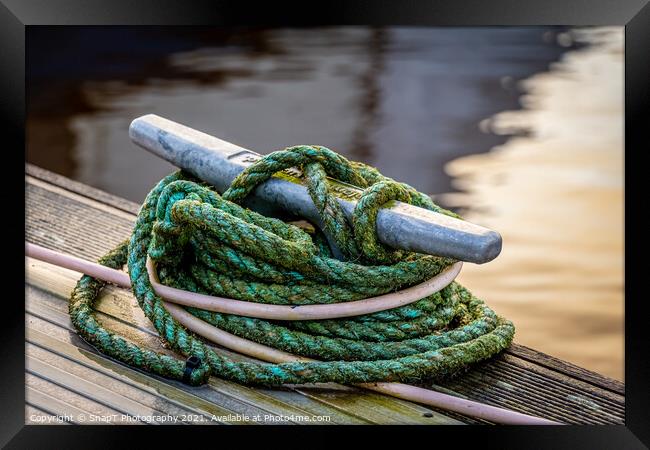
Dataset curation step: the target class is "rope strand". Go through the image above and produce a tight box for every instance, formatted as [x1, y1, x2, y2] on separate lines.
[69, 145, 515, 387]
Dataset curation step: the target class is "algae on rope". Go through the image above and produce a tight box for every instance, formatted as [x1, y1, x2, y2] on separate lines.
[69, 145, 514, 386]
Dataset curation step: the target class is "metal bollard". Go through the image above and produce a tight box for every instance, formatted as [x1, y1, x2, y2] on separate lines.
[129, 114, 502, 263]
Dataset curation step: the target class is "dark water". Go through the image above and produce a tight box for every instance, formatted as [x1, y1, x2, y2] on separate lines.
[27, 26, 571, 203]
[26, 27, 624, 379]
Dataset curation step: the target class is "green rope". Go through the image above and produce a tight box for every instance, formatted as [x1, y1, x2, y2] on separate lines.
[69, 145, 515, 386]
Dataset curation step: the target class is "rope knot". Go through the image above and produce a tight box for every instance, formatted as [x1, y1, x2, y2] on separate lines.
[223, 145, 457, 264]
[68, 147, 514, 389]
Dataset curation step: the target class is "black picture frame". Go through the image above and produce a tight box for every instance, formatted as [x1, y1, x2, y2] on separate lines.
[4, 0, 648, 447]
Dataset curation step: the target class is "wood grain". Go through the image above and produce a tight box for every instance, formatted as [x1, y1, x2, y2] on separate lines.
[24, 165, 625, 424]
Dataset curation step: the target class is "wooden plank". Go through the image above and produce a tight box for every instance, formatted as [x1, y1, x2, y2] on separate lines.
[506, 344, 624, 396]
[27, 335, 226, 425]
[26, 165, 626, 394]
[26, 386, 105, 425]
[24, 167, 626, 424]
[26, 291, 348, 424]
[27, 163, 140, 216]
[27, 356, 162, 424]
[26, 371, 130, 423]
[443, 365, 622, 425]
[26, 260, 456, 425]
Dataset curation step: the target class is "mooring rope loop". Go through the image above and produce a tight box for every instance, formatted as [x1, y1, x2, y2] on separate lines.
[69, 145, 515, 387]
[144, 257, 464, 321]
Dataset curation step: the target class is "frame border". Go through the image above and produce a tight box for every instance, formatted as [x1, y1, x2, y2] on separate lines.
[4, 0, 648, 447]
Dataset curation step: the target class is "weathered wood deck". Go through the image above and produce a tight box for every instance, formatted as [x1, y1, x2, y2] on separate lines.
[25, 164, 625, 425]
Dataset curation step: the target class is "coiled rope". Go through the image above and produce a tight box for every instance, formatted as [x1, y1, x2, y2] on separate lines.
[69, 145, 515, 387]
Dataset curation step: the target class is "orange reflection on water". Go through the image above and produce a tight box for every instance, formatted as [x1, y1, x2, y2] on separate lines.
[439, 28, 623, 380]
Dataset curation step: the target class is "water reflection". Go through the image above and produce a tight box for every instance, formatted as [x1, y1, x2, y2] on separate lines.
[28, 27, 569, 201]
[26, 26, 622, 379]
[440, 27, 623, 380]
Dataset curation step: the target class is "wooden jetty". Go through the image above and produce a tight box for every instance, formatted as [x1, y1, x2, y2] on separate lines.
[25, 164, 625, 425]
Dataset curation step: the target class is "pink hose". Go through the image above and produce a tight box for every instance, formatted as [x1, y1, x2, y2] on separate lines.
[26, 241, 561, 425]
